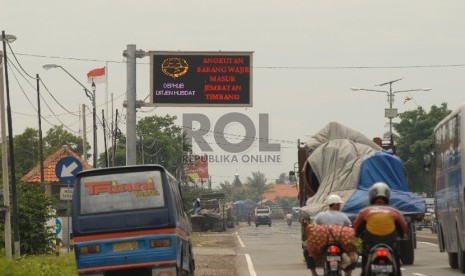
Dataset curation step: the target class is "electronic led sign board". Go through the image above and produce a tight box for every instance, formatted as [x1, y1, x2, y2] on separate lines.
[149, 51, 253, 107]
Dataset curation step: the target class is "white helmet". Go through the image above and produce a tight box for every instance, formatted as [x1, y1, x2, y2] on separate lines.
[327, 194, 344, 206]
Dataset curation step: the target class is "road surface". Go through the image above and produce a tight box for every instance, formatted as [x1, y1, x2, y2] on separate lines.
[234, 220, 463, 276]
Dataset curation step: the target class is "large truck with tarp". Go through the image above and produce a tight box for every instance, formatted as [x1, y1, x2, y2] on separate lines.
[297, 122, 426, 265]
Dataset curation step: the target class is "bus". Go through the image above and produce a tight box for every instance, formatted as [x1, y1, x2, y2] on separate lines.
[429, 103, 464, 273]
[72, 165, 195, 276]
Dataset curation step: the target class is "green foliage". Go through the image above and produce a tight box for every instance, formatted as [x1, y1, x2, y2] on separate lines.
[245, 171, 272, 202]
[0, 183, 55, 255]
[17, 182, 56, 254]
[43, 126, 87, 158]
[395, 103, 451, 195]
[99, 133, 126, 167]
[216, 181, 249, 203]
[13, 128, 40, 177]
[136, 115, 190, 174]
[276, 173, 288, 184]
[275, 196, 299, 211]
[11, 126, 87, 177]
[0, 252, 77, 276]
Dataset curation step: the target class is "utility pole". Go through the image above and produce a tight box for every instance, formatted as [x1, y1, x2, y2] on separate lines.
[0, 48, 12, 259]
[2, 30, 20, 257]
[113, 109, 118, 167]
[102, 109, 109, 167]
[82, 104, 87, 161]
[123, 45, 145, 165]
[351, 79, 431, 146]
[378, 78, 403, 146]
[91, 82, 97, 167]
[36, 74, 46, 195]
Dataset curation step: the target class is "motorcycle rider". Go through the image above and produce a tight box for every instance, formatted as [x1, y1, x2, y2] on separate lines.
[306, 194, 354, 276]
[353, 182, 408, 276]
[247, 212, 252, 225]
[314, 195, 352, 226]
[286, 212, 293, 226]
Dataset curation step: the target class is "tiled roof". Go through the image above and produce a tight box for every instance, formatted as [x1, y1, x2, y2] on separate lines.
[263, 184, 298, 202]
[21, 145, 93, 184]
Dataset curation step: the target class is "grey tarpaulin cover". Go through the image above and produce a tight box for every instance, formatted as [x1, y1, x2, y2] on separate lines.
[300, 122, 426, 219]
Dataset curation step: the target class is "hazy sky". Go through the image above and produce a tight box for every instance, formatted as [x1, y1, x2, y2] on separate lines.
[2, 1, 465, 186]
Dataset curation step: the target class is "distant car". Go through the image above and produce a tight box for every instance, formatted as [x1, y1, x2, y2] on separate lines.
[255, 206, 272, 227]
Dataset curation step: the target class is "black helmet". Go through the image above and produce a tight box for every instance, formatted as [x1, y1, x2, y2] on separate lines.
[369, 182, 391, 204]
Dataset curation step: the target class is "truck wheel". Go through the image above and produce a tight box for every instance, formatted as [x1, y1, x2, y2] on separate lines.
[457, 230, 465, 273]
[449, 253, 458, 269]
[400, 223, 415, 265]
[458, 249, 465, 273]
[400, 239, 414, 265]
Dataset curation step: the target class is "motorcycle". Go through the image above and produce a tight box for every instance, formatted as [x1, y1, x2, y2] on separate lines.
[286, 218, 292, 227]
[323, 243, 343, 276]
[363, 244, 399, 276]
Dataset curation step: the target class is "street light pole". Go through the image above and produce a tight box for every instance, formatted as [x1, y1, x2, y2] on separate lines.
[0, 38, 12, 259]
[42, 64, 97, 168]
[2, 30, 20, 257]
[351, 79, 431, 145]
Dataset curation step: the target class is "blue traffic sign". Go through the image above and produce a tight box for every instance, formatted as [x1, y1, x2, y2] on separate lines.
[55, 156, 83, 184]
[55, 218, 62, 235]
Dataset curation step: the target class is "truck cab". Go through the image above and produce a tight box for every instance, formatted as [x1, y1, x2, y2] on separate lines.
[254, 206, 272, 227]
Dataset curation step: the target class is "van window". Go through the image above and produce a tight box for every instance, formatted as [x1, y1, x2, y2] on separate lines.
[79, 171, 165, 215]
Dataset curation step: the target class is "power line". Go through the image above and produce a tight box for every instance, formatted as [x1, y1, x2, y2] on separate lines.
[13, 52, 465, 70]
[39, 78, 79, 116]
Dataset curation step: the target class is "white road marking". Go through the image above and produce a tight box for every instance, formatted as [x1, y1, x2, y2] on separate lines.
[412, 273, 427, 276]
[245, 253, 257, 276]
[418, 241, 437, 246]
[235, 232, 245, 247]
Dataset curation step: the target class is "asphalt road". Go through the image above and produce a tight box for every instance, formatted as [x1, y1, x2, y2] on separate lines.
[235, 220, 465, 276]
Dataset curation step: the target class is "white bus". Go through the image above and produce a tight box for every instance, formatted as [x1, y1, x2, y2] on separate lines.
[430, 103, 465, 273]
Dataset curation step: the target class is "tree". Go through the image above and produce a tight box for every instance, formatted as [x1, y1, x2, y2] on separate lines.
[276, 172, 288, 184]
[217, 180, 249, 202]
[395, 103, 451, 195]
[136, 115, 190, 176]
[276, 196, 299, 211]
[44, 125, 88, 158]
[0, 126, 86, 254]
[13, 128, 40, 177]
[99, 133, 126, 167]
[245, 171, 271, 202]
[11, 126, 88, 177]
[17, 182, 55, 254]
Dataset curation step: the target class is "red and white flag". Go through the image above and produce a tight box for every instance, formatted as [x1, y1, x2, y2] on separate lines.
[87, 67, 106, 84]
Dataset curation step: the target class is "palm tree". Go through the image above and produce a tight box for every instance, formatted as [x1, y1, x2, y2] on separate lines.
[245, 171, 271, 202]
